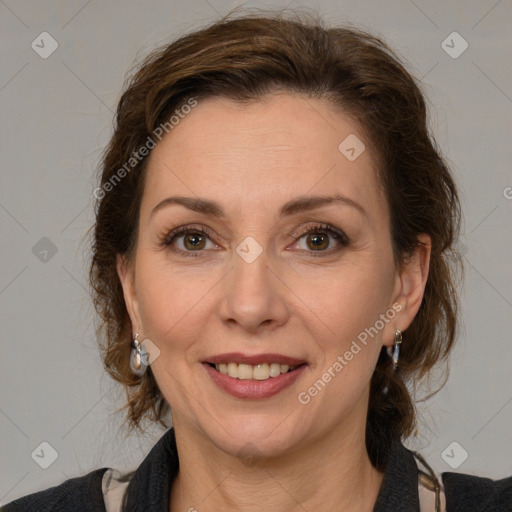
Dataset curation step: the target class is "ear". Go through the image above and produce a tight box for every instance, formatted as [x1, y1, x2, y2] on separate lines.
[384, 234, 431, 346]
[116, 253, 142, 335]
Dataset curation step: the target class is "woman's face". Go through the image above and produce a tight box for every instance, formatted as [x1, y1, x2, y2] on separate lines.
[118, 92, 428, 458]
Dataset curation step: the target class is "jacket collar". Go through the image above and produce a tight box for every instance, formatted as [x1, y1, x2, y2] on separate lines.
[372, 433, 421, 511]
[124, 428, 420, 511]
[123, 427, 179, 511]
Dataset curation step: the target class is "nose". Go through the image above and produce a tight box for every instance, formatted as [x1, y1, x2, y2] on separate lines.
[217, 246, 290, 334]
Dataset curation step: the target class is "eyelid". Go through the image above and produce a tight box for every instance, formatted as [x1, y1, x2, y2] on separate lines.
[162, 224, 215, 245]
[291, 222, 350, 246]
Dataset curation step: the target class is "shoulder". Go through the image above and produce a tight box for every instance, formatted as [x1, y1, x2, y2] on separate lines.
[441, 471, 512, 512]
[1, 468, 108, 512]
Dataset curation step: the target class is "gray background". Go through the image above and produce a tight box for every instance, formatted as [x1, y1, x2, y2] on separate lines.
[1, 0, 511, 504]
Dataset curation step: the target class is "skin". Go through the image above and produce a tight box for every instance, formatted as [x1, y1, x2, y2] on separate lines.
[117, 92, 431, 511]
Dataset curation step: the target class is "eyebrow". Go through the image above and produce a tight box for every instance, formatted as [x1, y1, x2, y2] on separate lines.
[150, 193, 368, 219]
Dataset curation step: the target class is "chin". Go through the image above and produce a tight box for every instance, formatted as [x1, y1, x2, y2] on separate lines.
[201, 412, 306, 460]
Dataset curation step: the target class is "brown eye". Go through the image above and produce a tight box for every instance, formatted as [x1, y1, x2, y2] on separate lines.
[183, 232, 206, 250]
[163, 226, 217, 255]
[306, 233, 329, 250]
[292, 223, 349, 256]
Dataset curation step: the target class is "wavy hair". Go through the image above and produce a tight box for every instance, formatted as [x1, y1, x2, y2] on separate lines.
[89, 9, 462, 470]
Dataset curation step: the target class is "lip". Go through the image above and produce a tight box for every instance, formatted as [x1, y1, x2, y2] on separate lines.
[203, 362, 308, 399]
[204, 352, 306, 366]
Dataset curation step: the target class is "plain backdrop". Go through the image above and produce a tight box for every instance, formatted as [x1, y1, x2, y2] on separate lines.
[1, 0, 511, 504]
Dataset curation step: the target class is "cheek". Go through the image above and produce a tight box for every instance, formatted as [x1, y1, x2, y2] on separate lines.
[294, 258, 394, 335]
[297, 265, 393, 407]
[135, 257, 214, 350]
[295, 257, 395, 387]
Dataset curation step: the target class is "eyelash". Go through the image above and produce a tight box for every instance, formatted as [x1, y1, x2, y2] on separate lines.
[161, 223, 350, 258]
[292, 223, 350, 257]
[161, 225, 213, 258]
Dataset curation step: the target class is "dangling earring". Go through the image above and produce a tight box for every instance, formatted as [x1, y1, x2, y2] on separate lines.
[383, 329, 403, 395]
[130, 333, 148, 377]
[391, 329, 402, 371]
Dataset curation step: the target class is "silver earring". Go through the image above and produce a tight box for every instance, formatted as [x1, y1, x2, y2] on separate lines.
[130, 333, 148, 376]
[391, 329, 402, 371]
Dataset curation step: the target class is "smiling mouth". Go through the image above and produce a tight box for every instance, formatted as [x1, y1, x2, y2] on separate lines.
[206, 362, 307, 381]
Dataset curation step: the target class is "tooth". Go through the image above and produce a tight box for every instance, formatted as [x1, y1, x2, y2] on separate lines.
[213, 361, 301, 379]
[238, 363, 253, 380]
[227, 362, 238, 378]
[269, 363, 281, 378]
[253, 363, 270, 380]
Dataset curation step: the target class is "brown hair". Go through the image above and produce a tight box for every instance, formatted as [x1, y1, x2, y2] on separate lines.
[90, 9, 462, 469]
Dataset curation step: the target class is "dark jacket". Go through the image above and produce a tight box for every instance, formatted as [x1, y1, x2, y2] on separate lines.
[3, 428, 511, 511]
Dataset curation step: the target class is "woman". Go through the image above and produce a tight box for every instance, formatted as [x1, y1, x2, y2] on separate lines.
[4, 10, 511, 512]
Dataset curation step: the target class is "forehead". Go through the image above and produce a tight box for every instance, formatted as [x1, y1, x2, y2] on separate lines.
[141, 93, 385, 220]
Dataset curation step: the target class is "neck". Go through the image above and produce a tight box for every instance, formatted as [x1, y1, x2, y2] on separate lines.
[169, 414, 384, 511]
